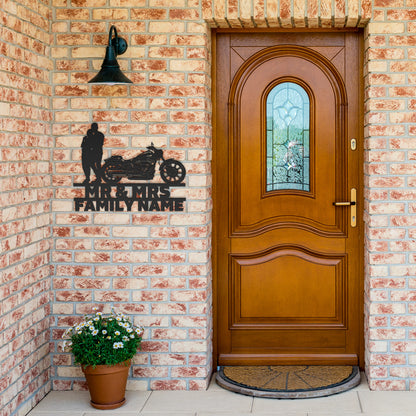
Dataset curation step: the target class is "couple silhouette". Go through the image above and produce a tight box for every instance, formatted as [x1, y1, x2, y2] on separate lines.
[81, 123, 104, 184]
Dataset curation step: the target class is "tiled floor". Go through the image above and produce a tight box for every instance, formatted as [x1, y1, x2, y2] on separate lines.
[27, 373, 416, 416]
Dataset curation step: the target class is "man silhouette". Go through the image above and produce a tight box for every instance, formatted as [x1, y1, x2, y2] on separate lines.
[81, 122, 104, 184]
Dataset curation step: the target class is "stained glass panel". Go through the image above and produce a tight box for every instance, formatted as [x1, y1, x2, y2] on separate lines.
[266, 82, 310, 192]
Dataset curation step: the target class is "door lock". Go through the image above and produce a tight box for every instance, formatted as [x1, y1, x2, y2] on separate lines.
[333, 188, 357, 227]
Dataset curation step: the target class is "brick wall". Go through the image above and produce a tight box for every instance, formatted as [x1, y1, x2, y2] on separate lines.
[3, 1, 416, 414]
[0, 0, 53, 415]
[50, 0, 213, 392]
[363, 4, 416, 390]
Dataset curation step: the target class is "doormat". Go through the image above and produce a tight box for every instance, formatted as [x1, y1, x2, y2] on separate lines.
[216, 365, 360, 399]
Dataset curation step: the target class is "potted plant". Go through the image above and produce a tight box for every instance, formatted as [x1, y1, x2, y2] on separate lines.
[62, 308, 144, 410]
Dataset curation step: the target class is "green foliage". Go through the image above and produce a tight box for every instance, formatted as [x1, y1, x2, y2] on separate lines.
[62, 309, 144, 367]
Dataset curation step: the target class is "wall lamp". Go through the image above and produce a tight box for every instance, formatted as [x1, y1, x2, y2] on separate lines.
[89, 25, 132, 84]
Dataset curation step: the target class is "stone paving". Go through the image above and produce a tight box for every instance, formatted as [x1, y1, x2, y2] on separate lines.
[27, 374, 416, 416]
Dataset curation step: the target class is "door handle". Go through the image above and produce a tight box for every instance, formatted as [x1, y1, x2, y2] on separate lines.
[333, 188, 357, 227]
[333, 201, 355, 206]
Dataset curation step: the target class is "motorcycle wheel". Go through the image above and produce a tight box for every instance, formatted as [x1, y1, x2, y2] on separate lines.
[159, 159, 186, 185]
[102, 162, 122, 184]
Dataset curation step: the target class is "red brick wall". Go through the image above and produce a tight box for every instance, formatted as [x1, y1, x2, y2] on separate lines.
[4, 1, 416, 413]
[0, 0, 53, 414]
[363, 8, 416, 391]
[50, 0, 212, 392]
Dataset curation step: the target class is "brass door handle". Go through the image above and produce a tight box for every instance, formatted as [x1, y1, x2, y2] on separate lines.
[333, 201, 356, 206]
[333, 188, 357, 227]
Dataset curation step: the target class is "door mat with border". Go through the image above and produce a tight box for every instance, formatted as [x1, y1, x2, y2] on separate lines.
[216, 365, 360, 399]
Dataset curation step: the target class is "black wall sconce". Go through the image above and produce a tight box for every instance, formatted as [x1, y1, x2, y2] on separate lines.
[89, 25, 132, 84]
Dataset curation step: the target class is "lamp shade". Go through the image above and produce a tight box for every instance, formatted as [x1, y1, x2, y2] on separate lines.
[89, 26, 132, 85]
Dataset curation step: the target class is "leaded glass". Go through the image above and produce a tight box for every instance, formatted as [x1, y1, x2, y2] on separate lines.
[266, 82, 310, 192]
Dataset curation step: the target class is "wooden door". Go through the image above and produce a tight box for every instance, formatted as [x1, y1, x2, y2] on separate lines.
[214, 32, 363, 366]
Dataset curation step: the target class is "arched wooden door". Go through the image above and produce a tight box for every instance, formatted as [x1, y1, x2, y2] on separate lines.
[214, 32, 363, 366]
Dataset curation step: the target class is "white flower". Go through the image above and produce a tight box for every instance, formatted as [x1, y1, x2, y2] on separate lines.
[135, 326, 144, 336]
[115, 331, 120, 336]
[62, 329, 71, 338]
[130, 334, 135, 339]
[113, 342, 123, 349]
[89, 326, 95, 331]
[123, 336, 129, 342]
[102, 330, 107, 335]
[116, 317, 122, 321]
[96, 312, 102, 316]
[126, 327, 133, 333]
[107, 336, 111, 340]
[77, 331, 82, 334]
[93, 317, 99, 321]
[92, 330, 98, 336]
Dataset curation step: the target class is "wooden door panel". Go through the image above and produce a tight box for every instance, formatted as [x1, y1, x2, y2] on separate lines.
[240, 262, 337, 319]
[231, 228, 345, 253]
[231, 249, 345, 324]
[215, 32, 363, 367]
[232, 49, 346, 237]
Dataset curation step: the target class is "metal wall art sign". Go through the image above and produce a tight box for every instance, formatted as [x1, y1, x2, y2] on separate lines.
[74, 123, 186, 212]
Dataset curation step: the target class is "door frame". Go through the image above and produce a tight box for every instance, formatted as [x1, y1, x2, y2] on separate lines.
[212, 28, 365, 369]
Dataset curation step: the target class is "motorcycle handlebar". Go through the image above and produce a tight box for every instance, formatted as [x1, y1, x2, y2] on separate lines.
[146, 145, 165, 161]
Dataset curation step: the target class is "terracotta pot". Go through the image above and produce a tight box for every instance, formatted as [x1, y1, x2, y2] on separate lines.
[82, 360, 130, 410]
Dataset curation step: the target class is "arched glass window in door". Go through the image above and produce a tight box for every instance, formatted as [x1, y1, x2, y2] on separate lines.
[266, 82, 310, 192]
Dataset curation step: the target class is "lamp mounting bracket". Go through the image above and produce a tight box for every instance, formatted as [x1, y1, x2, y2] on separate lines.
[109, 25, 128, 56]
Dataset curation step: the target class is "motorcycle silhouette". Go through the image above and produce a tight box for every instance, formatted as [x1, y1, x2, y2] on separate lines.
[101, 144, 186, 185]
